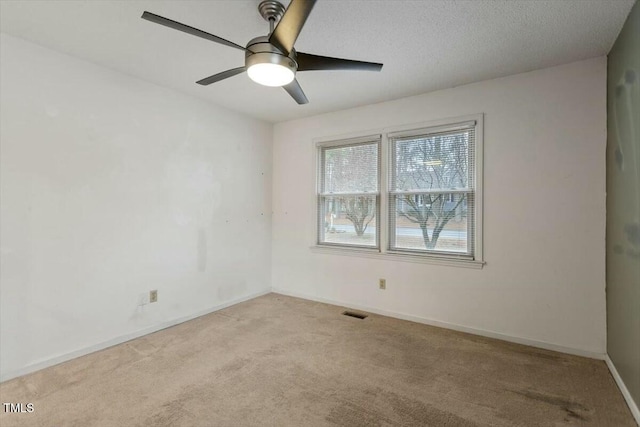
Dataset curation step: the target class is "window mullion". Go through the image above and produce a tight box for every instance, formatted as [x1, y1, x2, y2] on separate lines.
[379, 136, 388, 253]
[319, 191, 380, 197]
[390, 189, 472, 195]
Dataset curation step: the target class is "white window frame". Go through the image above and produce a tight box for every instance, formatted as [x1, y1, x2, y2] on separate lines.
[311, 114, 484, 269]
[316, 135, 382, 250]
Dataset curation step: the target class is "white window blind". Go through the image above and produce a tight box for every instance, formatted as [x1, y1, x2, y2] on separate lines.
[317, 137, 380, 248]
[389, 123, 475, 257]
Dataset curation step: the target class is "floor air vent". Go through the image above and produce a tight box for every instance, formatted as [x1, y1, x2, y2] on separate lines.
[342, 311, 368, 319]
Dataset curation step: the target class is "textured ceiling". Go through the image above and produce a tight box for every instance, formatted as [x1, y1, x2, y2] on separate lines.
[0, 0, 634, 123]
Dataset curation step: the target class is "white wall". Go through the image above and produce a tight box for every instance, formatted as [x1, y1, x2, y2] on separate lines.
[272, 57, 607, 356]
[0, 34, 272, 379]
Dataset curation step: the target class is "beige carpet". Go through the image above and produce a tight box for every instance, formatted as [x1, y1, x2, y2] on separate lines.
[0, 294, 635, 426]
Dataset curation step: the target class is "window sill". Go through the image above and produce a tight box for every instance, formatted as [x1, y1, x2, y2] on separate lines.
[309, 245, 485, 269]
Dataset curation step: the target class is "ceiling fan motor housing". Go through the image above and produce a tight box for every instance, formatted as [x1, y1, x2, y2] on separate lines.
[245, 36, 298, 74]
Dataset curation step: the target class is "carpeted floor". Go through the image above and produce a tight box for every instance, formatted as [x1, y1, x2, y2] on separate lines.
[0, 293, 635, 426]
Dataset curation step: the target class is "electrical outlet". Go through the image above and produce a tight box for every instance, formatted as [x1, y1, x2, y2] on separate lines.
[150, 290, 158, 303]
[379, 279, 386, 290]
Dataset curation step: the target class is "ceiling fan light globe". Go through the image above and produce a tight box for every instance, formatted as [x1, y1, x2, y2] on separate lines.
[247, 63, 295, 87]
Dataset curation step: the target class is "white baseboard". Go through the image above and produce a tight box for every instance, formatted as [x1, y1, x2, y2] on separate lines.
[272, 288, 606, 360]
[0, 289, 270, 383]
[605, 355, 640, 426]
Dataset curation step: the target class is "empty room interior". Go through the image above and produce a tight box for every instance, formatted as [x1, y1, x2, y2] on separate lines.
[1, 0, 639, 425]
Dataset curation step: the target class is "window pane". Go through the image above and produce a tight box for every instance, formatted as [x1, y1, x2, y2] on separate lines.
[323, 143, 378, 193]
[392, 193, 469, 253]
[321, 195, 377, 247]
[394, 131, 469, 191]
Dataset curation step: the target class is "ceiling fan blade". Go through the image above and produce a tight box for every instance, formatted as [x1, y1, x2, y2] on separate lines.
[296, 52, 383, 72]
[141, 11, 246, 52]
[196, 67, 246, 85]
[283, 78, 309, 104]
[269, 0, 317, 55]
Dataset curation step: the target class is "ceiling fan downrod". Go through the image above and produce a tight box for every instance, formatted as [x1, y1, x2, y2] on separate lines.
[258, 0, 285, 33]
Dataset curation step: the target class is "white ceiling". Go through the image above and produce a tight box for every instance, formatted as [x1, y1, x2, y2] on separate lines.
[0, 0, 634, 123]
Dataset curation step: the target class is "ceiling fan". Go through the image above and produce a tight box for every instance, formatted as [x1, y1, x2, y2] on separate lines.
[141, 0, 383, 105]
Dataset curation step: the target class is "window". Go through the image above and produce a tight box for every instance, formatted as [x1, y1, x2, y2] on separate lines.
[317, 136, 381, 248]
[315, 115, 483, 266]
[389, 122, 476, 257]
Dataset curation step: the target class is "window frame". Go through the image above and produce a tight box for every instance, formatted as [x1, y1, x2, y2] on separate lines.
[312, 114, 484, 269]
[387, 121, 476, 259]
[316, 135, 382, 250]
